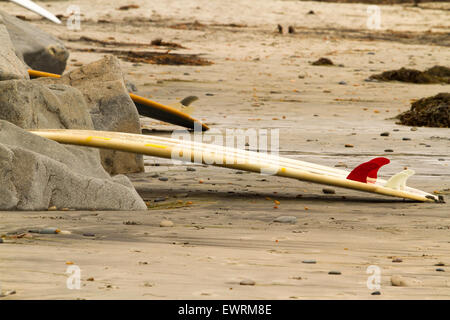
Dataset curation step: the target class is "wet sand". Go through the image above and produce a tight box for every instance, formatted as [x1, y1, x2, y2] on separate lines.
[0, 0, 449, 299]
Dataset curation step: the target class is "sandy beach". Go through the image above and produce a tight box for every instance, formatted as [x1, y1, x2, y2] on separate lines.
[0, 0, 449, 299]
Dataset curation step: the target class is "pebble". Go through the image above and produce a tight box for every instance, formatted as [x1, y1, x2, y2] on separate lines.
[302, 260, 316, 264]
[328, 271, 341, 275]
[205, 93, 214, 96]
[39, 227, 60, 234]
[158, 177, 169, 181]
[371, 291, 381, 295]
[160, 220, 174, 227]
[402, 137, 411, 141]
[338, 81, 347, 85]
[410, 127, 418, 131]
[0, 238, 3, 243]
[239, 279, 255, 286]
[186, 167, 196, 171]
[274, 216, 297, 224]
[83, 233, 95, 237]
[384, 149, 394, 152]
[345, 144, 354, 148]
[434, 262, 445, 266]
[436, 268, 445, 272]
[392, 258, 403, 263]
[322, 188, 335, 194]
[380, 132, 390, 136]
[48, 206, 57, 211]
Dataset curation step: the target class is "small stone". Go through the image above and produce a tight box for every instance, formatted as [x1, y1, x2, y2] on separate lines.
[186, 167, 196, 171]
[338, 81, 347, 85]
[322, 188, 335, 194]
[48, 206, 57, 211]
[345, 144, 354, 148]
[434, 262, 445, 266]
[384, 149, 394, 152]
[205, 93, 214, 96]
[87, 277, 95, 281]
[402, 137, 411, 141]
[239, 279, 255, 286]
[371, 291, 381, 295]
[160, 220, 174, 227]
[0, 238, 3, 243]
[436, 268, 445, 272]
[274, 216, 297, 224]
[410, 127, 418, 131]
[380, 132, 390, 136]
[39, 227, 60, 234]
[83, 233, 95, 237]
[158, 177, 168, 181]
[392, 258, 403, 263]
[328, 271, 341, 275]
[302, 260, 316, 264]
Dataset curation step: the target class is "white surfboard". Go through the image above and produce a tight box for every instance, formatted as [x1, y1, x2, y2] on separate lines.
[29, 129, 442, 203]
[9, 0, 61, 24]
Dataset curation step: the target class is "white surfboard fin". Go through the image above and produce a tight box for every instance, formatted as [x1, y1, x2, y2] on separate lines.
[384, 169, 415, 190]
[9, 0, 62, 24]
[167, 96, 198, 115]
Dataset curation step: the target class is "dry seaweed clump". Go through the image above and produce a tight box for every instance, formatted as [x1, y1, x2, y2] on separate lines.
[370, 66, 450, 84]
[396, 93, 449, 128]
[312, 57, 334, 66]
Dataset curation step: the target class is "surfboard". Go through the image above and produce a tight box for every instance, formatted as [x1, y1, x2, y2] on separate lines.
[29, 129, 442, 203]
[9, 0, 61, 24]
[27, 70, 209, 131]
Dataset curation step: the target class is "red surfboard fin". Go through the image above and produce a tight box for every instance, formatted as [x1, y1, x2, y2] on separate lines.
[346, 157, 390, 183]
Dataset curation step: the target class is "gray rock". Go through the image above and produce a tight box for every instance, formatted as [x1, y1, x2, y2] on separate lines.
[0, 79, 93, 130]
[0, 14, 29, 81]
[302, 260, 316, 264]
[0, 120, 147, 211]
[38, 56, 144, 174]
[0, 10, 68, 74]
[274, 216, 297, 224]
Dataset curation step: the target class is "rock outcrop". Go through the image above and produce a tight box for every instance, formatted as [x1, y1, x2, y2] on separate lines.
[0, 14, 29, 81]
[0, 10, 69, 75]
[0, 120, 147, 211]
[37, 55, 145, 174]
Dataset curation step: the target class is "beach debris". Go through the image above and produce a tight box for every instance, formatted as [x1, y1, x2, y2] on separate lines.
[371, 291, 381, 295]
[39, 227, 60, 234]
[369, 66, 450, 84]
[312, 58, 333, 66]
[0, 10, 67, 74]
[72, 47, 212, 66]
[273, 216, 297, 224]
[277, 24, 283, 34]
[160, 220, 174, 227]
[380, 132, 390, 137]
[239, 279, 255, 286]
[436, 268, 445, 272]
[0, 238, 3, 243]
[392, 258, 403, 263]
[396, 93, 449, 128]
[434, 262, 445, 266]
[288, 26, 295, 34]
